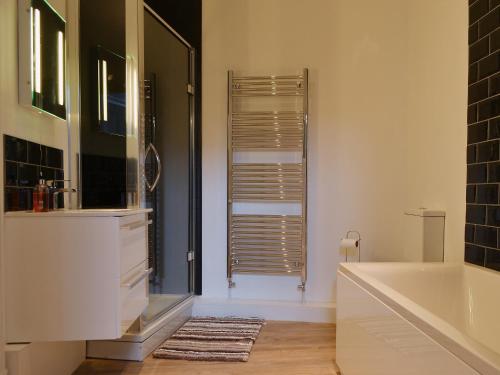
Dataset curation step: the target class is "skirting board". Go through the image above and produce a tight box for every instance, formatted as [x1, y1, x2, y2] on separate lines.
[193, 297, 336, 323]
[87, 296, 193, 361]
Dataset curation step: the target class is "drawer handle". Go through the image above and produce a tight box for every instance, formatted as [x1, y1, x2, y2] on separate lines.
[120, 221, 145, 231]
[122, 268, 153, 289]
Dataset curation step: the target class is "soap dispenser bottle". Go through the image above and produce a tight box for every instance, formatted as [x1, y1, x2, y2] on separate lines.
[33, 178, 49, 212]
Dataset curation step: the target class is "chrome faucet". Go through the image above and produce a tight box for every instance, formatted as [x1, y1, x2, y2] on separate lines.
[52, 188, 78, 210]
[47, 180, 78, 210]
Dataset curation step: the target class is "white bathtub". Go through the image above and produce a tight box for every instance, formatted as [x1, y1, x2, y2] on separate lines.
[337, 263, 500, 375]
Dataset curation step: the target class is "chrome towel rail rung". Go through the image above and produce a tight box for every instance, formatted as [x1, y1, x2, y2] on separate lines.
[232, 74, 304, 80]
[232, 163, 304, 201]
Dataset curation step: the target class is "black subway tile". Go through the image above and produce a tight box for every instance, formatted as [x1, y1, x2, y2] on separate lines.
[491, 0, 500, 9]
[477, 183, 499, 203]
[18, 163, 39, 187]
[469, 78, 489, 103]
[488, 161, 500, 181]
[465, 244, 486, 266]
[490, 72, 500, 96]
[489, 117, 500, 138]
[478, 7, 500, 37]
[487, 205, 500, 225]
[467, 144, 477, 163]
[4, 135, 27, 163]
[478, 95, 500, 120]
[19, 188, 33, 211]
[477, 139, 499, 161]
[5, 161, 18, 186]
[475, 225, 498, 247]
[40, 167, 55, 181]
[470, 36, 490, 63]
[479, 51, 500, 79]
[4, 188, 19, 211]
[466, 224, 475, 242]
[470, 23, 479, 44]
[468, 163, 488, 183]
[471, 0, 490, 23]
[491, 28, 500, 53]
[467, 204, 487, 224]
[470, 63, 479, 84]
[40, 145, 47, 166]
[468, 104, 478, 124]
[485, 248, 500, 270]
[4, 188, 32, 212]
[468, 121, 489, 143]
[467, 184, 477, 203]
[27, 141, 42, 165]
[55, 169, 64, 187]
[46, 147, 63, 169]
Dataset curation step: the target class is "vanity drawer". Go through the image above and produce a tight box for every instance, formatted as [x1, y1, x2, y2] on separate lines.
[120, 261, 150, 334]
[119, 213, 147, 275]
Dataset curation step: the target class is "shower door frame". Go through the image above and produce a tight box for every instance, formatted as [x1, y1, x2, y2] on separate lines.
[138, 3, 197, 327]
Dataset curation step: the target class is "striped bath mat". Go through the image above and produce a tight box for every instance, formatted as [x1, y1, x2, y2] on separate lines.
[152, 316, 265, 362]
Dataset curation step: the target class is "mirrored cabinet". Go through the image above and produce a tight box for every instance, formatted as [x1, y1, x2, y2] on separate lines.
[18, 0, 66, 119]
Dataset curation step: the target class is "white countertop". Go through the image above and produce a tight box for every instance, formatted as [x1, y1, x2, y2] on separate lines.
[5, 208, 153, 217]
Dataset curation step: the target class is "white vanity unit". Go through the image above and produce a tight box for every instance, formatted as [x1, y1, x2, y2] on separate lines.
[4, 208, 152, 343]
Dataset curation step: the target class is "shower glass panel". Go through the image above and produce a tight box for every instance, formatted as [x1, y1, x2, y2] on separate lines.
[142, 9, 194, 325]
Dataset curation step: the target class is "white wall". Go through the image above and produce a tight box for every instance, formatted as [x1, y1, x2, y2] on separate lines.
[406, 0, 468, 262]
[202, 0, 468, 308]
[0, 0, 84, 373]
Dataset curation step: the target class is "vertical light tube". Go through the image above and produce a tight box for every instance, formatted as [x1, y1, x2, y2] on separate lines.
[57, 31, 64, 105]
[97, 60, 101, 121]
[102, 60, 108, 121]
[34, 8, 41, 94]
[30, 7, 34, 93]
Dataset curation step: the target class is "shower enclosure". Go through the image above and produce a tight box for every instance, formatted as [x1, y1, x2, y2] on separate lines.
[140, 7, 196, 326]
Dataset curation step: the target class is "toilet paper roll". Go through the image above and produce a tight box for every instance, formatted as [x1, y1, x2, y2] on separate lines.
[340, 238, 358, 249]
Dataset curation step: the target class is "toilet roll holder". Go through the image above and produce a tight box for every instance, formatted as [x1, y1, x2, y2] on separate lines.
[344, 230, 361, 262]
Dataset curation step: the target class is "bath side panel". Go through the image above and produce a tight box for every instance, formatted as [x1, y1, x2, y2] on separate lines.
[336, 272, 479, 375]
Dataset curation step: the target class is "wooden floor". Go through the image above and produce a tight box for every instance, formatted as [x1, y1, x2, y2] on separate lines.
[75, 321, 339, 375]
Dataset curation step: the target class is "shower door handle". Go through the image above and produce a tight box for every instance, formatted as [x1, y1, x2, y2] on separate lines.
[145, 142, 162, 192]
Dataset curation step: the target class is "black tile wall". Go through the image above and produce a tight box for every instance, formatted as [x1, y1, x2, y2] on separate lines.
[3, 135, 64, 211]
[491, 28, 500, 51]
[470, 63, 479, 83]
[465, 244, 486, 266]
[467, 204, 487, 223]
[485, 248, 500, 270]
[466, 0, 500, 271]
[468, 121, 489, 142]
[477, 183, 499, 203]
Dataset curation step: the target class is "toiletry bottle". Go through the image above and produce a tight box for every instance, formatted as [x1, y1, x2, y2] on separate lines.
[33, 178, 49, 212]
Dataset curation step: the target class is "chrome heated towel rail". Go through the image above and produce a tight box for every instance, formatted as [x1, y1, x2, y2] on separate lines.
[227, 69, 308, 290]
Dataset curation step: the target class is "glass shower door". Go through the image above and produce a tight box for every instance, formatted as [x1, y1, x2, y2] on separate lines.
[142, 9, 194, 324]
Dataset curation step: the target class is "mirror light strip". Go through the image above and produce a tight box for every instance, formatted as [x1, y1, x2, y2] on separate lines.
[57, 31, 64, 105]
[34, 8, 41, 94]
[102, 60, 108, 121]
[30, 7, 34, 93]
[97, 60, 101, 121]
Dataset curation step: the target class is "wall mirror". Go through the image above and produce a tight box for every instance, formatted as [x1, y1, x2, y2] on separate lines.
[95, 45, 126, 137]
[18, 0, 66, 119]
